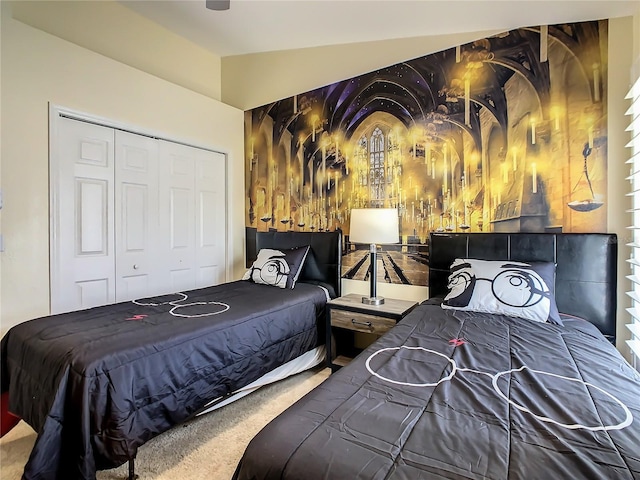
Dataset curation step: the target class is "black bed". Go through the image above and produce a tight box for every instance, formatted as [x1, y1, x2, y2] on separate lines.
[0, 230, 342, 480]
[233, 232, 640, 480]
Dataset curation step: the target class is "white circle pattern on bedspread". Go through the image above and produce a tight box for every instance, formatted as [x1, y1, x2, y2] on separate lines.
[365, 345, 633, 432]
[132, 293, 230, 318]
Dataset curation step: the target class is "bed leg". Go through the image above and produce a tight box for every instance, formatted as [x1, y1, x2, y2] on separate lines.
[127, 458, 138, 480]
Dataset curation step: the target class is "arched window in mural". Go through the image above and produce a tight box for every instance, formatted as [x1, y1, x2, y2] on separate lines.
[369, 127, 385, 206]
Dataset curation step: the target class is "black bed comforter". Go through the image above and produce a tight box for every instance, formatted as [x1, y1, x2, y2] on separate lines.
[1, 280, 329, 480]
[234, 299, 640, 480]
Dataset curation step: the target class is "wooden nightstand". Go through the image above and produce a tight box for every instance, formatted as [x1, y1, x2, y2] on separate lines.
[326, 293, 418, 372]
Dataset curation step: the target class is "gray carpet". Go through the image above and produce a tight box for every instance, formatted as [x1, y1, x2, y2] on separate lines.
[0, 367, 330, 480]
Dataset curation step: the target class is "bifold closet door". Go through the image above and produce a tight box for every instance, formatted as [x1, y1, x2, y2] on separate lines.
[114, 130, 161, 302]
[158, 140, 226, 293]
[51, 116, 227, 313]
[51, 117, 116, 314]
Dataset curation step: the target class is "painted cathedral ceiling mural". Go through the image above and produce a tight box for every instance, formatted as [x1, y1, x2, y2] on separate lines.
[245, 20, 608, 286]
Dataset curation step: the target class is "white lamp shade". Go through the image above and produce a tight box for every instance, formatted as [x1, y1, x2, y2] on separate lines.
[349, 208, 399, 244]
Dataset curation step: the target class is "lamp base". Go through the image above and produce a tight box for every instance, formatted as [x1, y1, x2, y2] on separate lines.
[362, 296, 385, 306]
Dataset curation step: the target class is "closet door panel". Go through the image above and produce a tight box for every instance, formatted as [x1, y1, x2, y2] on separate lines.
[52, 117, 115, 314]
[160, 141, 197, 292]
[75, 279, 111, 308]
[167, 187, 194, 291]
[115, 131, 160, 301]
[77, 179, 109, 254]
[195, 150, 226, 288]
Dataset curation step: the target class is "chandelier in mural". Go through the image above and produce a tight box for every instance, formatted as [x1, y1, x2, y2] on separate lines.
[567, 142, 604, 212]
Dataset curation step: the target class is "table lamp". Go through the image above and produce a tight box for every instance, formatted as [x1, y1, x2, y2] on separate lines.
[349, 208, 400, 305]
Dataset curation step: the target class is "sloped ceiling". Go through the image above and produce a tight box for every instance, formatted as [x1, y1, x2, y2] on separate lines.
[119, 0, 640, 57]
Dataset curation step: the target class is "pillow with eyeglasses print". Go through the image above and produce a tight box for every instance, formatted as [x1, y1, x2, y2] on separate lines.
[441, 258, 562, 325]
[242, 246, 310, 289]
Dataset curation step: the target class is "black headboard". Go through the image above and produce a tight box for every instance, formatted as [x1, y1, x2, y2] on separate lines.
[254, 230, 342, 298]
[429, 233, 618, 343]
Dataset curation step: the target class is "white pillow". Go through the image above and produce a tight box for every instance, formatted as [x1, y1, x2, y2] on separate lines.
[242, 246, 310, 289]
[441, 258, 561, 324]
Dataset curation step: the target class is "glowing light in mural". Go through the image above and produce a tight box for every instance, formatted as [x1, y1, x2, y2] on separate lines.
[311, 114, 318, 142]
[443, 144, 448, 194]
[464, 74, 471, 126]
[249, 138, 254, 171]
[531, 118, 537, 145]
[551, 106, 561, 130]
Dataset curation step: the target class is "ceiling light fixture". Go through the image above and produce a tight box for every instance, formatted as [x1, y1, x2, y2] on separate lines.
[205, 0, 230, 11]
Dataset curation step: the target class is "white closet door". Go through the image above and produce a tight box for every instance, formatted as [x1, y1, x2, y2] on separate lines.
[114, 131, 161, 301]
[193, 148, 227, 288]
[51, 111, 228, 313]
[51, 117, 116, 314]
[159, 141, 226, 291]
[159, 141, 197, 291]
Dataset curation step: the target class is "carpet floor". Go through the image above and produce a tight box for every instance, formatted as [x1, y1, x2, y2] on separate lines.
[0, 366, 330, 480]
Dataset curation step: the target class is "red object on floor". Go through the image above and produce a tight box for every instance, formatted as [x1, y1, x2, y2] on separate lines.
[0, 391, 20, 437]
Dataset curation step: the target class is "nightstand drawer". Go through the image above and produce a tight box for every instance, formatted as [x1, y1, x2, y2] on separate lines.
[326, 294, 418, 373]
[330, 309, 396, 334]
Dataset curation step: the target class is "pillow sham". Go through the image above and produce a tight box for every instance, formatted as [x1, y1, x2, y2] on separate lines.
[441, 258, 562, 325]
[242, 246, 310, 289]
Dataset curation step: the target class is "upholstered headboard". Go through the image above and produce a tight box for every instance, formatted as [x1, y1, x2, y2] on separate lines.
[254, 230, 343, 298]
[429, 233, 618, 343]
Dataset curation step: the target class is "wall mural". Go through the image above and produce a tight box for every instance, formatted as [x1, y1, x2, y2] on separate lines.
[245, 20, 608, 286]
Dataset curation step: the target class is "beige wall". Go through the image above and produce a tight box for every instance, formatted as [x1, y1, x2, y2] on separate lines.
[10, 0, 222, 101]
[222, 16, 638, 356]
[0, 4, 245, 333]
[634, 6, 640, 80]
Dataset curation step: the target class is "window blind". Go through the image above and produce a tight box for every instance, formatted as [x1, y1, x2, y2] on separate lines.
[625, 68, 640, 367]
